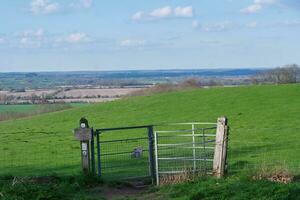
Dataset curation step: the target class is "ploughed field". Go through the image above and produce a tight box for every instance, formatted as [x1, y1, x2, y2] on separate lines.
[0, 84, 300, 177]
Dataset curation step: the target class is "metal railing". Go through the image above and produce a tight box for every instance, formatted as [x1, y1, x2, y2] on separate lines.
[154, 122, 217, 185]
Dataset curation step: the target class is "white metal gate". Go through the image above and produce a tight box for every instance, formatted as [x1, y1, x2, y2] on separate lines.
[154, 122, 217, 185]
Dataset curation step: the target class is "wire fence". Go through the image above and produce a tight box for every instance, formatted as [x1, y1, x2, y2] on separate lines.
[0, 134, 81, 177]
[0, 124, 299, 181]
[227, 127, 300, 176]
[97, 128, 152, 180]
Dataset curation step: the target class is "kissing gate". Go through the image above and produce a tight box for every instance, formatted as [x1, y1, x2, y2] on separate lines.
[74, 117, 228, 185]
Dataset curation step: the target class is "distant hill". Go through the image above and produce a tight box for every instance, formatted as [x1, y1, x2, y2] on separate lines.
[0, 69, 265, 90]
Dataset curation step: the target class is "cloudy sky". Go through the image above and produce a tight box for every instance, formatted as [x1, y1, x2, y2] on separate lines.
[0, 0, 299, 72]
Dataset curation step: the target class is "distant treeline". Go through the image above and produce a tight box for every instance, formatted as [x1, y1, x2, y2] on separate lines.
[252, 64, 300, 84]
[0, 69, 263, 90]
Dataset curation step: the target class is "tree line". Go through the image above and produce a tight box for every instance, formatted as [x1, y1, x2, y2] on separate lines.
[252, 64, 300, 84]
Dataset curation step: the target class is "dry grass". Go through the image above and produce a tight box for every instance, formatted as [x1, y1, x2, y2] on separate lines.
[252, 165, 294, 184]
[159, 168, 201, 185]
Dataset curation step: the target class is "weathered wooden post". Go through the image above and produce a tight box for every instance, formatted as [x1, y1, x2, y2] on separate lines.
[213, 117, 228, 178]
[74, 117, 92, 174]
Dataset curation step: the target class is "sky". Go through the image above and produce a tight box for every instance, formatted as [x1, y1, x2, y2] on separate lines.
[0, 0, 299, 72]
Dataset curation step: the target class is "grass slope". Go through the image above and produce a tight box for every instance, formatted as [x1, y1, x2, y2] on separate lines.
[0, 84, 300, 176]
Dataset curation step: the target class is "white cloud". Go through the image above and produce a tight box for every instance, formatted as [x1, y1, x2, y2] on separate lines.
[149, 6, 172, 19]
[16, 28, 45, 48]
[64, 33, 90, 43]
[30, 0, 59, 15]
[240, 4, 262, 13]
[120, 39, 146, 47]
[174, 6, 194, 17]
[254, 0, 276, 5]
[194, 21, 236, 32]
[240, 0, 276, 14]
[21, 28, 44, 37]
[80, 0, 93, 8]
[132, 6, 194, 21]
[246, 21, 258, 28]
[132, 11, 144, 21]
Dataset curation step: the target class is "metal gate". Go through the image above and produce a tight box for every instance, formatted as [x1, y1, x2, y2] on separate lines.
[154, 122, 217, 185]
[93, 125, 155, 182]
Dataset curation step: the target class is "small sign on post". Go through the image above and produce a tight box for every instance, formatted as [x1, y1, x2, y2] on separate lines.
[74, 118, 92, 174]
[213, 117, 228, 178]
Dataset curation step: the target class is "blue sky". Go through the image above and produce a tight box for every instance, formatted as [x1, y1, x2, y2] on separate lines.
[0, 0, 299, 72]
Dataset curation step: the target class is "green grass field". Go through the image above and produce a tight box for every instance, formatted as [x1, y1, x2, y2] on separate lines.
[1, 84, 300, 199]
[0, 84, 300, 177]
[0, 104, 39, 113]
[0, 103, 85, 113]
[0, 103, 86, 122]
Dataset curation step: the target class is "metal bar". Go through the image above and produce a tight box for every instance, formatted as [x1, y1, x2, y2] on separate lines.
[165, 122, 217, 125]
[158, 169, 210, 174]
[148, 126, 156, 184]
[158, 146, 215, 150]
[100, 150, 148, 156]
[192, 124, 196, 173]
[96, 125, 153, 132]
[99, 137, 148, 143]
[154, 131, 159, 186]
[157, 134, 216, 137]
[156, 127, 216, 133]
[158, 157, 213, 161]
[157, 140, 216, 147]
[202, 128, 207, 174]
[91, 128, 95, 175]
[101, 162, 149, 169]
[159, 171, 214, 175]
[96, 130, 101, 177]
[117, 175, 152, 181]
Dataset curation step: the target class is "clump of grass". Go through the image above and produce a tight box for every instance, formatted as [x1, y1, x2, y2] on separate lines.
[159, 175, 300, 200]
[0, 175, 103, 200]
[159, 168, 204, 185]
[252, 165, 294, 184]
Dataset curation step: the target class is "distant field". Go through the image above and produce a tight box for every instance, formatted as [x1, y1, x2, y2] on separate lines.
[0, 87, 142, 104]
[0, 104, 38, 113]
[0, 103, 85, 121]
[0, 84, 299, 177]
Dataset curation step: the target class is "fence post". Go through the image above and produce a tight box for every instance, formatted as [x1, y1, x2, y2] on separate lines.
[213, 117, 228, 178]
[91, 128, 95, 175]
[74, 118, 92, 175]
[148, 126, 156, 184]
[96, 130, 102, 177]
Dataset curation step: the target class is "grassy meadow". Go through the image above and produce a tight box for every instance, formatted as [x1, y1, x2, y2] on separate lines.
[0, 84, 299, 177]
[0, 84, 300, 199]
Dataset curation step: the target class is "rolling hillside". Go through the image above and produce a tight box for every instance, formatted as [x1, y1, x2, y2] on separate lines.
[0, 84, 300, 176]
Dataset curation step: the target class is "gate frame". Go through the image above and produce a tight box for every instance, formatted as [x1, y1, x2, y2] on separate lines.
[92, 125, 156, 182]
[154, 122, 218, 186]
[87, 117, 228, 185]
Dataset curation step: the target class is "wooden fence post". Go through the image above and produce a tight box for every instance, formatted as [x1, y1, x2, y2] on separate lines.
[213, 117, 228, 178]
[74, 118, 92, 175]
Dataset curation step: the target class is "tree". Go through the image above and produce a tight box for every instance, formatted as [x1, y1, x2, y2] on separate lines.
[252, 64, 300, 84]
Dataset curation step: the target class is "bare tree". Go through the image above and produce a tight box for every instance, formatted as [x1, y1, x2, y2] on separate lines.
[0, 94, 7, 104]
[252, 64, 300, 84]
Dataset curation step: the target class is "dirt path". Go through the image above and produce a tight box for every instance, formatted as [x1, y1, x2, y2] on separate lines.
[86, 183, 165, 200]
